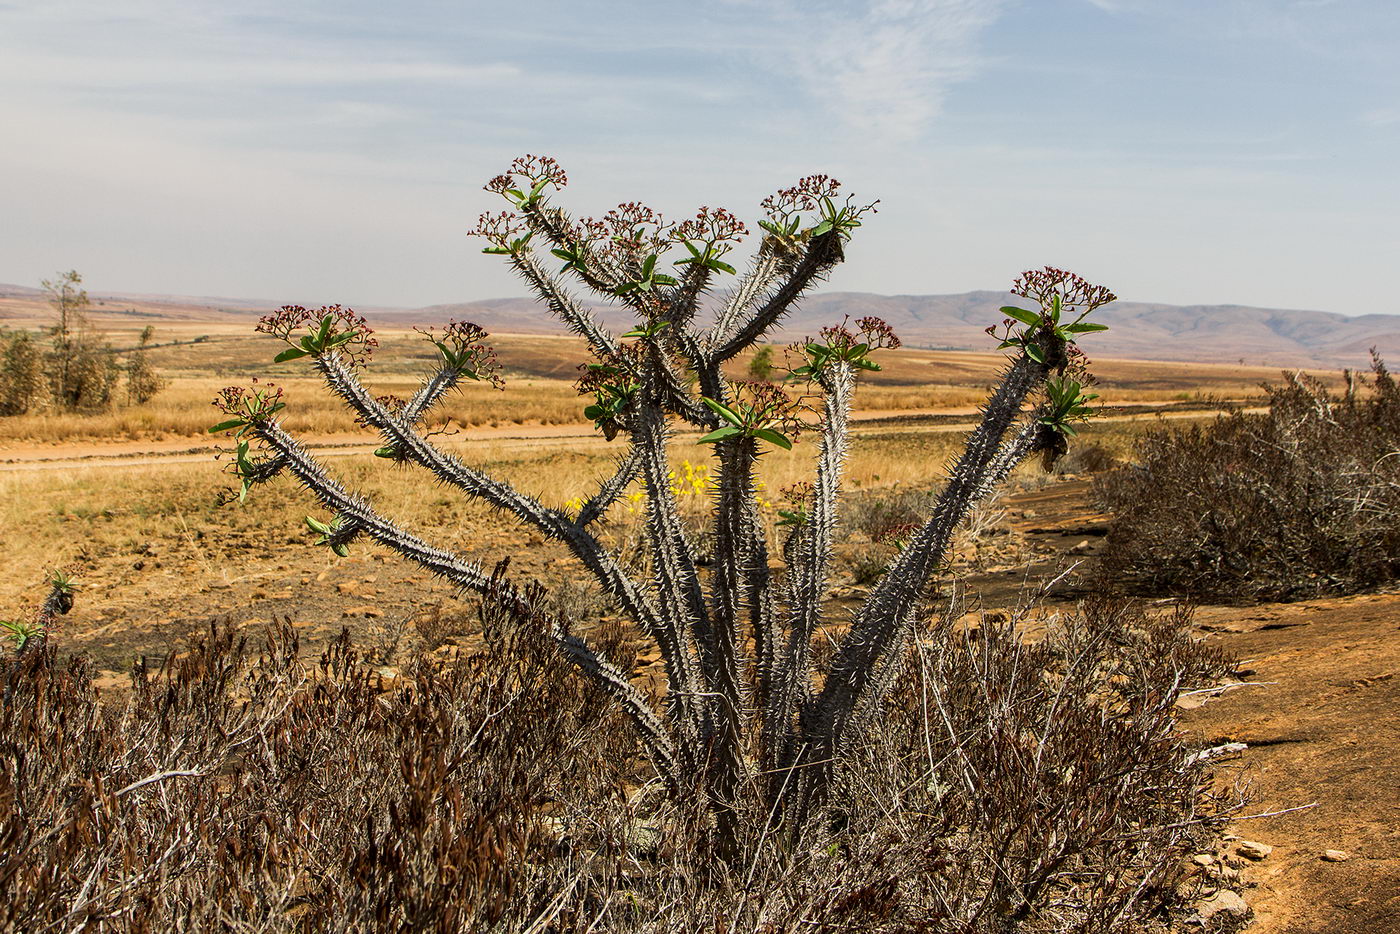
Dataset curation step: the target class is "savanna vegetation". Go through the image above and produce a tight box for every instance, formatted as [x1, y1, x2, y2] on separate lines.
[1096, 353, 1400, 602]
[22, 155, 1396, 931]
[0, 271, 166, 418]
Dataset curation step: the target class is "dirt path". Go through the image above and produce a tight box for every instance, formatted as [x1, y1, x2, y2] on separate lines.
[0, 400, 1247, 472]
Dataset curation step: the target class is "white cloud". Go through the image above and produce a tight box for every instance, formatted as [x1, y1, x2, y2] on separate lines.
[1361, 107, 1400, 128]
[783, 0, 1005, 143]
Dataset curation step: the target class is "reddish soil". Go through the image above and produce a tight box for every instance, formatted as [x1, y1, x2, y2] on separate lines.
[1181, 595, 1400, 933]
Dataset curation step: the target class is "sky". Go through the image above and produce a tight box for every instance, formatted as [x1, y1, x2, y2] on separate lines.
[0, 0, 1396, 314]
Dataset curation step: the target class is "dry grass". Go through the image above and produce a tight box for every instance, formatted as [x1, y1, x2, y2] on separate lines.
[0, 312, 1311, 445]
[0, 591, 1237, 932]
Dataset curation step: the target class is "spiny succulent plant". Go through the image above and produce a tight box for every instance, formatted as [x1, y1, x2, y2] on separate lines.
[213, 154, 1113, 853]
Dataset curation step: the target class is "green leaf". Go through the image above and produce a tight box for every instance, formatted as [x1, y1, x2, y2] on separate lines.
[209, 418, 248, 434]
[999, 306, 1041, 327]
[752, 427, 793, 450]
[331, 543, 350, 558]
[374, 446, 399, 458]
[1063, 322, 1109, 334]
[504, 188, 525, 202]
[706, 258, 736, 275]
[529, 177, 550, 199]
[317, 314, 334, 344]
[1026, 344, 1047, 364]
[700, 397, 744, 426]
[273, 346, 309, 363]
[305, 516, 331, 534]
[550, 248, 575, 261]
[853, 358, 881, 371]
[697, 426, 744, 444]
[481, 246, 512, 255]
[810, 220, 833, 237]
[652, 274, 677, 286]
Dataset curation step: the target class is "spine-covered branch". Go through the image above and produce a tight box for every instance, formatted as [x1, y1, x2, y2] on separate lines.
[248, 419, 681, 788]
[768, 361, 855, 770]
[805, 354, 1046, 753]
[712, 231, 845, 363]
[633, 390, 710, 747]
[508, 250, 620, 362]
[575, 441, 643, 527]
[216, 151, 1120, 853]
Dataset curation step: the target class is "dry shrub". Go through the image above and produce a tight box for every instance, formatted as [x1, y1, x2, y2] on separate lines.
[1095, 354, 1400, 602]
[0, 590, 1235, 932]
[1053, 441, 1119, 476]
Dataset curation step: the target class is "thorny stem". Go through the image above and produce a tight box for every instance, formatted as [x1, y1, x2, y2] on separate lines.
[229, 158, 1108, 852]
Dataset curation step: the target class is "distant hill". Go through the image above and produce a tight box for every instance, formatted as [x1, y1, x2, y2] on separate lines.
[397, 291, 1400, 368]
[3, 283, 1396, 367]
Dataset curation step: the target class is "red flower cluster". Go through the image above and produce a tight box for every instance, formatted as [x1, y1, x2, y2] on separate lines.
[672, 206, 748, 246]
[732, 380, 810, 438]
[1012, 267, 1117, 314]
[580, 202, 672, 256]
[212, 378, 284, 420]
[818, 316, 902, 352]
[761, 174, 843, 218]
[484, 154, 569, 194]
[420, 320, 505, 390]
[257, 304, 378, 364]
[468, 211, 529, 248]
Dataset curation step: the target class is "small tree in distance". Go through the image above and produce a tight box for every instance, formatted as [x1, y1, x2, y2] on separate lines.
[747, 344, 775, 381]
[0, 329, 44, 415]
[126, 325, 166, 404]
[40, 270, 120, 412]
[214, 155, 1115, 853]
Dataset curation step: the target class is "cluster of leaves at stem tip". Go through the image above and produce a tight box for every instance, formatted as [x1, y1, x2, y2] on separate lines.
[1040, 377, 1098, 437]
[790, 316, 902, 380]
[304, 515, 350, 558]
[208, 382, 285, 502]
[994, 266, 1115, 366]
[1, 570, 74, 651]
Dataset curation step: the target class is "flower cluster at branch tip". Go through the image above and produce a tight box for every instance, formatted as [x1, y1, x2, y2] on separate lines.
[672, 206, 748, 246]
[984, 268, 1115, 370]
[819, 316, 902, 353]
[761, 175, 843, 218]
[257, 304, 377, 365]
[575, 343, 644, 440]
[698, 380, 808, 450]
[468, 211, 530, 251]
[212, 378, 284, 424]
[484, 154, 569, 195]
[738, 380, 807, 434]
[786, 316, 901, 381]
[1012, 266, 1117, 315]
[417, 320, 505, 390]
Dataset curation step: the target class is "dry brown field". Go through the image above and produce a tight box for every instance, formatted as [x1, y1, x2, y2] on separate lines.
[1, 305, 1394, 932]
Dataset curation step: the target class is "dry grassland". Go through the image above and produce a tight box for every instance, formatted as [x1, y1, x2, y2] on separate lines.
[0, 312, 1316, 445]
